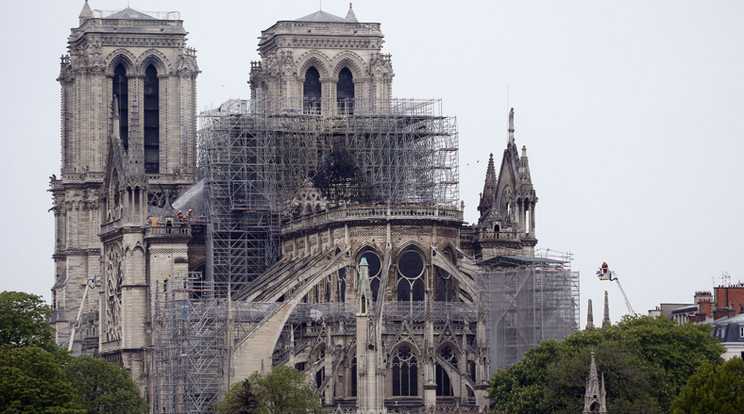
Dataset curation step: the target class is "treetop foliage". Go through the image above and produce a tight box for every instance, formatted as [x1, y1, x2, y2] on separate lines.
[62, 355, 148, 414]
[215, 379, 259, 414]
[488, 315, 725, 414]
[0, 291, 147, 414]
[0, 346, 85, 414]
[217, 365, 326, 414]
[0, 291, 56, 351]
[672, 357, 744, 414]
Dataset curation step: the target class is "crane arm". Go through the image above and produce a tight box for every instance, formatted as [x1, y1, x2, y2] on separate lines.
[597, 262, 637, 316]
[612, 274, 636, 315]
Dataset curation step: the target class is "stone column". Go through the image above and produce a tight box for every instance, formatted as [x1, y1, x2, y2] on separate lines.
[321, 78, 336, 116]
[529, 200, 536, 237]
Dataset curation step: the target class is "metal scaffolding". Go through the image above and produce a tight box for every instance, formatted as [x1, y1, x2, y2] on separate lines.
[198, 98, 459, 293]
[200, 102, 281, 293]
[476, 252, 580, 372]
[152, 275, 227, 414]
[149, 97, 461, 413]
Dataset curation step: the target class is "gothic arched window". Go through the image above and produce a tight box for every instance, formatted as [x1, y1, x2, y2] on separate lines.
[337, 268, 346, 303]
[112, 64, 129, 150]
[304, 66, 321, 114]
[397, 249, 425, 302]
[436, 345, 456, 396]
[391, 345, 418, 396]
[359, 249, 382, 302]
[143, 64, 159, 173]
[435, 248, 456, 302]
[337, 67, 354, 114]
[350, 356, 357, 397]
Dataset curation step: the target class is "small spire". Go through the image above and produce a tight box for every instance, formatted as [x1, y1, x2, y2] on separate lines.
[345, 2, 358, 22]
[521, 145, 527, 158]
[586, 299, 595, 330]
[602, 290, 611, 328]
[357, 257, 372, 315]
[583, 350, 608, 413]
[589, 350, 598, 379]
[477, 153, 497, 219]
[79, 0, 93, 25]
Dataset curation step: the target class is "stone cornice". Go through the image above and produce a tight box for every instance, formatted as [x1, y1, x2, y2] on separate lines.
[100, 224, 147, 241]
[281, 205, 463, 239]
[279, 37, 381, 51]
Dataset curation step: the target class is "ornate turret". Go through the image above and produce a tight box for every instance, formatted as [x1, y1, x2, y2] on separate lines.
[475, 108, 539, 258]
[583, 350, 608, 413]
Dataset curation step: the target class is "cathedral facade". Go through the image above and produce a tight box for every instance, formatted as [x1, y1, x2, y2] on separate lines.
[51, 3, 577, 413]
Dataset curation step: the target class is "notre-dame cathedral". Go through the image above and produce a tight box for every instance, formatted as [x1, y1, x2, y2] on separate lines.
[50, 2, 579, 413]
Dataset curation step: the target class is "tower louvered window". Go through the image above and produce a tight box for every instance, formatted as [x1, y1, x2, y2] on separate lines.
[337, 67, 354, 114]
[303, 67, 321, 114]
[112, 64, 129, 150]
[143, 64, 159, 173]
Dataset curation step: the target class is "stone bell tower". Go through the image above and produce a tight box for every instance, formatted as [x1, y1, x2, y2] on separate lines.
[249, 3, 394, 115]
[50, 0, 199, 360]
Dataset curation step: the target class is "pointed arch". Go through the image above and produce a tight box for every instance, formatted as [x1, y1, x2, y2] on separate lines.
[435, 343, 458, 396]
[105, 50, 137, 75]
[390, 342, 420, 397]
[297, 53, 332, 80]
[337, 67, 354, 114]
[303, 66, 322, 114]
[137, 50, 170, 74]
[331, 52, 365, 80]
[396, 244, 427, 302]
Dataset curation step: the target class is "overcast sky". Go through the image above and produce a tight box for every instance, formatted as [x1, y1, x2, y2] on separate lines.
[1, 0, 742, 326]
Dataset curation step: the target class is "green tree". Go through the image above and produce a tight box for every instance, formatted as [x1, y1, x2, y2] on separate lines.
[215, 379, 259, 414]
[223, 365, 325, 414]
[63, 355, 148, 414]
[0, 346, 84, 414]
[488, 315, 724, 414]
[0, 291, 56, 351]
[672, 357, 744, 414]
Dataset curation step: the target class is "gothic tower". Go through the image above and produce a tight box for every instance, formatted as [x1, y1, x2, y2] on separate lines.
[51, 0, 199, 367]
[249, 3, 393, 115]
[475, 108, 538, 259]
